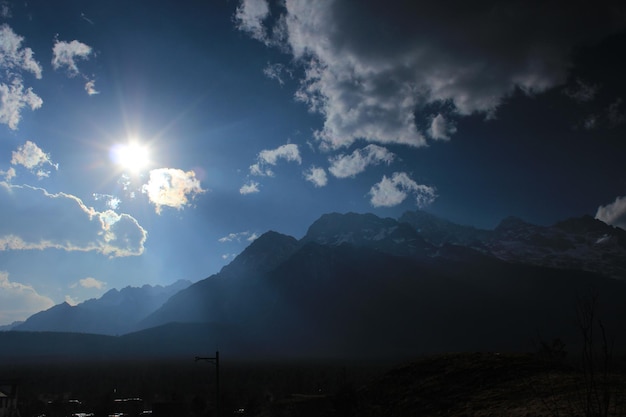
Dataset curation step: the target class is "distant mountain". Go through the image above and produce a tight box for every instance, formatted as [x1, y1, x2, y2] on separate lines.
[402, 211, 626, 279]
[14, 280, 191, 335]
[0, 321, 24, 331]
[6, 210, 626, 361]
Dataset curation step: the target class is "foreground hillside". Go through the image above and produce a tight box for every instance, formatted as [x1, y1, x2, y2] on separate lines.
[5, 352, 626, 416]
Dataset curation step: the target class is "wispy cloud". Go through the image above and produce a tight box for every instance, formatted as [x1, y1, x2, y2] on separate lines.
[218, 231, 259, 243]
[328, 145, 394, 179]
[236, 1, 625, 149]
[0, 271, 54, 324]
[84, 79, 99, 95]
[142, 168, 205, 214]
[0, 183, 147, 257]
[0, 167, 16, 182]
[263, 62, 292, 85]
[11, 140, 58, 178]
[93, 193, 121, 210]
[596, 196, 626, 231]
[250, 143, 301, 177]
[304, 166, 327, 187]
[564, 79, 599, 103]
[234, 0, 272, 44]
[240, 180, 260, 195]
[52, 39, 92, 76]
[369, 172, 436, 208]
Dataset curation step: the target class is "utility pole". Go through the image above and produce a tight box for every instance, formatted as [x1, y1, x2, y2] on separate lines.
[195, 351, 220, 417]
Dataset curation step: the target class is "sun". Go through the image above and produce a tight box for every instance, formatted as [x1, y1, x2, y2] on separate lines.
[110, 141, 150, 174]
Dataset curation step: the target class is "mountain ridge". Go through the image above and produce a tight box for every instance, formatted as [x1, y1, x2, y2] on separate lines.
[6, 210, 626, 360]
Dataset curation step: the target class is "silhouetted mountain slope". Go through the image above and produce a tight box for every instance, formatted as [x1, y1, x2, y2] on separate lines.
[7, 210, 626, 361]
[15, 280, 191, 335]
[139, 223, 626, 358]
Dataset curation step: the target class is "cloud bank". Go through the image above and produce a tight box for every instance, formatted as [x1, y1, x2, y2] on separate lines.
[236, 0, 626, 149]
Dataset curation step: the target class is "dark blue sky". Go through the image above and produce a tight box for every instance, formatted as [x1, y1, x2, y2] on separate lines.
[1, 0, 625, 324]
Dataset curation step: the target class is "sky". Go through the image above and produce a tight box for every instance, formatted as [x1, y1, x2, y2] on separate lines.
[1, 0, 626, 325]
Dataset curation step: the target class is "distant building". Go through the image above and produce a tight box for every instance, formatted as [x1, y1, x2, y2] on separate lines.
[0, 381, 19, 417]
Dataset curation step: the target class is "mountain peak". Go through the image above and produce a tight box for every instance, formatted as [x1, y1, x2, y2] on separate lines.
[220, 230, 299, 276]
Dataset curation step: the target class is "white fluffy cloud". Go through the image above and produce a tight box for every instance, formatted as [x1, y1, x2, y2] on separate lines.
[0, 25, 44, 130]
[0, 271, 54, 324]
[77, 277, 106, 290]
[236, 1, 625, 149]
[52, 39, 92, 76]
[369, 172, 436, 208]
[240, 180, 260, 194]
[328, 144, 394, 178]
[142, 168, 205, 214]
[250, 143, 301, 176]
[0, 79, 43, 130]
[0, 24, 42, 79]
[304, 166, 327, 187]
[596, 196, 626, 231]
[0, 183, 147, 257]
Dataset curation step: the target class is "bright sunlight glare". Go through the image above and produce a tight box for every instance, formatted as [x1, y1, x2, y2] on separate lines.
[110, 142, 150, 174]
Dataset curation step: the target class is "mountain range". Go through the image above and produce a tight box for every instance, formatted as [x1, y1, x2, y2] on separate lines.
[12, 280, 191, 335]
[3, 210, 626, 360]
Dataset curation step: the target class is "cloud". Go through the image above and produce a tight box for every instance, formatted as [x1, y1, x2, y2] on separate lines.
[0, 183, 147, 257]
[0, 271, 54, 324]
[263, 62, 292, 85]
[428, 113, 457, 141]
[328, 144, 394, 178]
[0, 167, 15, 182]
[250, 143, 302, 177]
[52, 39, 92, 76]
[0, 25, 44, 130]
[564, 79, 599, 103]
[218, 231, 258, 243]
[236, 1, 626, 149]
[142, 168, 205, 213]
[85, 79, 99, 95]
[11, 140, 58, 177]
[93, 193, 121, 210]
[240, 180, 260, 194]
[369, 172, 437, 208]
[234, 0, 272, 44]
[304, 165, 327, 187]
[77, 277, 106, 290]
[64, 295, 79, 306]
[0, 79, 43, 130]
[0, 24, 43, 79]
[596, 196, 626, 230]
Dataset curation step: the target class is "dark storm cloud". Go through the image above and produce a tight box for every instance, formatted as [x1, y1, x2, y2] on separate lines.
[237, 0, 626, 148]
